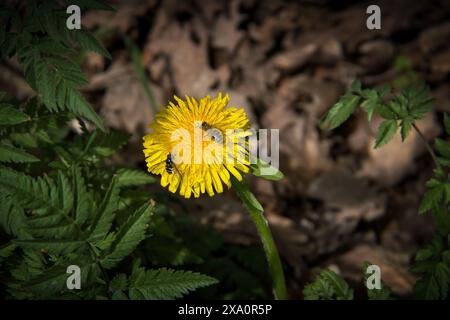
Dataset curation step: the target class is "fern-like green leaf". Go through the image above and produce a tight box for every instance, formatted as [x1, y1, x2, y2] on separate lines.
[0, 194, 27, 237]
[110, 273, 128, 291]
[69, 29, 111, 59]
[13, 239, 85, 255]
[91, 131, 130, 157]
[414, 262, 450, 299]
[0, 243, 17, 264]
[0, 143, 39, 163]
[20, 260, 100, 297]
[116, 168, 157, 187]
[0, 168, 80, 218]
[89, 177, 120, 241]
[419, 178, 449, 214]
[72, 168, 92, 226]
[0, 103, 30, 125]
[128, 267, 218, 300]
[303, 269, 353, 300]
[101, 202, 153, 268]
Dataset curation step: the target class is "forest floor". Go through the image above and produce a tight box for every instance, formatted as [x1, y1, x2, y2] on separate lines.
[2, 0, 450, 298]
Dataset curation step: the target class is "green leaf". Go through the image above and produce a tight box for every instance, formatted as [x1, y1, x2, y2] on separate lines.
[101, 202, 153, 268]
[0, 103, 30, 125]
[0, 194, 27, 237]
[361, 101, 377, 122]
[21, 47, 105, 130]
[0, 143, 39, 163]
[91, 131, 129, 157]
[415, 248, 434, 261]
[0, 167, 54, 208]
[0, 168, 86, 244]
[404, 82, 435, 120]
[0, 243, 17, 264]
[72, 168, 91, 226]
[94, 232, 116, 251]
[360, 86, 390, 122]
[250, 158, 284, 181]
[13, 239, 85, 255]
[56, 171, 73, 215]
[111, 290, 128, 300]
[21, 261, 99, 297]
[116, 168, 157, 187]
[419, 181, 448, 214]
[128, 267, 218, 300]
[303, 269, 353, 300]
[400, 118, 413, 141]
[414, 262, 450, 299]
[320, 94, 360, 130]
[110, 273, 128, 291]
[377, 104, 397, 120]
[374, 119, 398, 148]
[66, 89, 105, 130]
[435, 139, 450, 159]
[443, 113, 450, 135]
[350, 80, 362, 94]
[443, 251, 450, 265]
[70, 29, 111, 59]
[9, 249, 46, 283]
[89, 177, 119, 241]
[432, 206, 450, 235]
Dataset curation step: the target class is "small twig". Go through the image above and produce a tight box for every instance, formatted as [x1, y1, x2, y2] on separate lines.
[412, 123, 441, 170]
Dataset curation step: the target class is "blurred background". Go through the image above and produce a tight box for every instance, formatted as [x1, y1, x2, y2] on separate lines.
[2, 0, 450, 298]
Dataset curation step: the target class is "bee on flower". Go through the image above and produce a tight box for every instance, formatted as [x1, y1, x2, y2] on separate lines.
[143, 93, 253, 198]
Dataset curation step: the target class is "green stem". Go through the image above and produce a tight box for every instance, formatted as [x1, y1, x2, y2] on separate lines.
[412, 123, 441, 170]
[123, 35, 158, 114]
[231, 177, 287, 300]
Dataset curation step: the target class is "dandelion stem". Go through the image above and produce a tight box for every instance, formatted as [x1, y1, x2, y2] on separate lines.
[231, 177, 287, 300]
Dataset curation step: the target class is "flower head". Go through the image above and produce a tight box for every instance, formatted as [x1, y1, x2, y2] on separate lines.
[143, 93, 252, 198]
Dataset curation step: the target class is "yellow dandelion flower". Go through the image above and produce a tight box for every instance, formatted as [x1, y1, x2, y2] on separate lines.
[143, 93, 252, 198]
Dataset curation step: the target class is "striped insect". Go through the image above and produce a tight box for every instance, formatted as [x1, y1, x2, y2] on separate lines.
[164, 153, 182, 175]
[201, 121, 223, 143]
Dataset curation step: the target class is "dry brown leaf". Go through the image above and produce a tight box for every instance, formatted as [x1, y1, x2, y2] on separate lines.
[88, 59, 157, 136]
[307, 167, 386, 222]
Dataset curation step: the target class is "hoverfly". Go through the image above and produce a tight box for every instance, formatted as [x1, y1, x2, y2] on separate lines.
[201, 121, 223, 143]
[201, 121, 213, 132]
[163, 152, 197, 196]
[164, 153, 181, 175]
